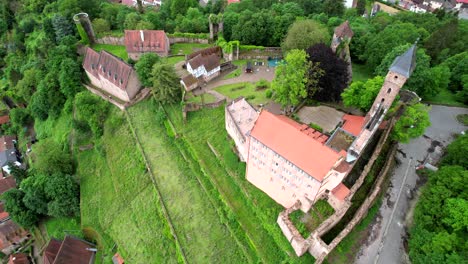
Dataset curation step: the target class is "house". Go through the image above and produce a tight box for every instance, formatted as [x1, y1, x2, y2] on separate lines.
[226, 44, 417, 213]
[180, 74, 200, 94]
[0, 220, 29, 255]
[83, 48, 142, 103]
[43, 236, 96, 264]
[186, 47, 221, 82]
[0, 136, 18, 169]
[124, 30, 170, 60]
[331, 20, 354, 54]
[0, 174, 16, 196]
[8, 253, 30, 264]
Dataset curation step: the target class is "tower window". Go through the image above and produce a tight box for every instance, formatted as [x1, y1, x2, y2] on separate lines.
[387, 88, 392, 94]
[381, 98, 385, 103]
[394, 75, 398, 79]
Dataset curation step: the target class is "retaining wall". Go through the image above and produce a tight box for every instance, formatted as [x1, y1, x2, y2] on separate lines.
[95, 36, 209, 46]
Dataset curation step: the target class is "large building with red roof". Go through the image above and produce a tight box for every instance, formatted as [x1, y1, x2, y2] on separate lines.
[226, 44, 417, 213]
[83, 48, 142, 103]
[43, 236, 96, 264]
[124, 30, 170, 60]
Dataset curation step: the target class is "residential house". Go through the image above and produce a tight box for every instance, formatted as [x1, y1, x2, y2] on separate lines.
[180, 74, 200, 94]
[8, 253, 30, 264]
[186, 47, 222, 83]
[226, 44, 417, 212]
[43, 236, 96, 264]
[0, 136, 19, 170]
[0, 219, 29, 255]
[124, 30, 170, 60]
[83, 48, 142, 103]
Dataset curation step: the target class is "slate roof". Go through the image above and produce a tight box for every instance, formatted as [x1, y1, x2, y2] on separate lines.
[334, 20, 354, 39]
[83, 48, 134, 91]
[250, 111, 342, 181]
[188, 53, 220, 72]
[124, 30, 169, 54]
[389, 43, 417, 78]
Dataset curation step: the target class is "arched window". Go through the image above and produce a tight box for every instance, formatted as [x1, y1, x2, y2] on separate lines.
[387, 88, 392, 94]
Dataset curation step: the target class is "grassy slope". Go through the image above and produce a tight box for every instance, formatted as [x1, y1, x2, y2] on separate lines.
[44, 217, 82, 241]
[92, 44, 128, 60]
[165, 104, 315, 263]
[78, 109, 179, 263]
[127, 101, 246, 263]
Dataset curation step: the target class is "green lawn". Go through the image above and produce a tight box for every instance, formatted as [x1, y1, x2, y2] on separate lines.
[165, 55, 185, 65]
[164, 104, 316, 263]
[223, 68, 241, 80]
[214, 82, 270, 106]
[127, 101, 247, 263]
[289, 200, 335, 237]
[44, 217, 83, 241]
[352, 63, 374, 82]
[92, 44, 128, 60]
[424, 87, 466, 107]
[185, 93, 217, 104]
[170, 43, 212, 56]
[78, 108, 179, 263]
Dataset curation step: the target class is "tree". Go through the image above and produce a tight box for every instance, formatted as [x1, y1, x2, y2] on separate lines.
[7, 162, 28, 184]
[424, 19, 458, 63]
[342, 76, 385, 111]
[3, 189, 39, 228]
[51, 14, 74, 43]
[44, 173, 80, 217]
[14, 68, 43, 102]
[21, 174, 49, 215]
[365, 22, 425, 69]
[323, 0, 344, 17]
[151, 63, 182, 104]
[59, 58, 82, 99]
[92, 18, 110, 35]
[306, 43, 349, 102]
[74, 92, 109, 137]
[271, 49, 308, 112]
[392, 103, 430, 143]
[135, 53, 161, 87]
[356, 0, 366, 15]
[441, 134, 468, 169]
[170, 0, 197, 17]
[124, 13, 142, 30]
[32, 139, 74, 175]
[282, 20, 330, 51]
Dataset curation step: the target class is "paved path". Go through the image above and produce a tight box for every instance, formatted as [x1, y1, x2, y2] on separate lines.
[204, 66, 275, 90]
[354, 105, 467, 264]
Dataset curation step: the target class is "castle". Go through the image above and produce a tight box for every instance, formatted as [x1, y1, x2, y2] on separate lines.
[225, 44, 417, 213]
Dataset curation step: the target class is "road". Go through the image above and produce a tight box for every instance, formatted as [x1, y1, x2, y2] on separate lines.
[355, 105, 467, 264]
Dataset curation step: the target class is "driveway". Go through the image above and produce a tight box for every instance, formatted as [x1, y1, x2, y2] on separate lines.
[204, 65, 276, 90]
[354, 105, 467, 264]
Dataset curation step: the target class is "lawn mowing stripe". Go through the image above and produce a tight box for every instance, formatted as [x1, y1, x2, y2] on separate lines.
[124, 110, 188, 264]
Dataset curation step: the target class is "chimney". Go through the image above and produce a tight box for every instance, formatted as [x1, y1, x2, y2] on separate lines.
[140, 30, 145, 42]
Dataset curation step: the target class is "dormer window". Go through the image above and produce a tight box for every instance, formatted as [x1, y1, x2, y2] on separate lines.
[120, 79, 123, 84]
[102, 67, 106, 73]
[91, 63, 95, 70]
[114, 74, 118, 80]
[387, 88, 392, 94]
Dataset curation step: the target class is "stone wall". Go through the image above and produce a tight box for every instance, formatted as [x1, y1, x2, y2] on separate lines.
[277, 201, 311, 256]
[169, 37, 209, 44]
[96, 36, 209, 46]
[96, 36, 124, 45]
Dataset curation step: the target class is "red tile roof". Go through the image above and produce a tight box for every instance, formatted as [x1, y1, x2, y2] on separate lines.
[43, 239, 61, 264]
[8, 253, 29, 264]
[50, 236, 96, 264]
[0, 220, 27, 251]
[0, 115, 10, 125]
[188, 53, 220, 72]
[0, 203, 9, 221]
[83, 48, 134, 91]
[250, 111, 342, 181]
[0, 177, 16, 195]
[342, 114, 365, 137]
[186, 46, 222, 61]
[228, 0, 241, 4]
[124, 30, 169, 54]
[332, 183, 350, 201]
[334, 20, 354, 39]
[0, 136, 16, 152]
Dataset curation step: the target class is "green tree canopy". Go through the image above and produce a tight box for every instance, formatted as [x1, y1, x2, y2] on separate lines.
[342, 76, 385, 112]
[271, 49, 308, 112]
[74, 92, 109, 137]
[92, 18, 111, 35]
[441, 134, 468, 169]
[135, 53, 161, 87]
[282, 19, 330, 51]
[392, 103, 431, 143]
[32, 139, 74, 175]
[151, 63, 181, 104]
[3, 189, 39, 228]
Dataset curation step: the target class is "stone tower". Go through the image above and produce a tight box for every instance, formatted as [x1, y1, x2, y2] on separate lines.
[331, 21, 354, 83]
[347, 43, 417, 162]
[209, 14, 223, 41]
[73, 13, 96, 44]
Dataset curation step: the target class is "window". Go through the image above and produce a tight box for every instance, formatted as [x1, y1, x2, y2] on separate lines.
[282, 186, 285, 190]
[387, 88, 391, 94]
[394, 75, 398, 80]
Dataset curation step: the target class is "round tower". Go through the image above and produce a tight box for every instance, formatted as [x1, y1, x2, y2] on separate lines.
[73, 13, 96, 44]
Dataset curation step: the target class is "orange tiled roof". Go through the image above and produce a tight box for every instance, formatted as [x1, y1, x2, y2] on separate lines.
[250, 111, 342, 181]
[0, 115, 10, 125]
[342, 114, 365, 137]
[332, 183, 350, 201]
[112, 253, 125, 264]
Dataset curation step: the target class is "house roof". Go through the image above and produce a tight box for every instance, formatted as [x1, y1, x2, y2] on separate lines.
[52, 235, 96, 264]
[226, 97, 258, 141]
[112, 253, 125, 264]
[0, 177, 16, 195]
[186, 46, 221, 61]
[0, 136, 16, 152]
[334, 20, 354, 39]
[331, 183, 350, 201]
[341, 114, 365, 137]
[8, 253, 30, 264]
[124, 30, 169, 54]
[250, 111, 342, 181]
[0, 115, 10, 125]
[389, 43, 417, 78]
[0, 202, 9, 222]
[181, 74, 199, 91]
[83, 48, 135, 91]
[0, 220, 27, 251]
[228, 0, 241, 4]
[188, 53, 220, 72]
[43, 239, 62, 264]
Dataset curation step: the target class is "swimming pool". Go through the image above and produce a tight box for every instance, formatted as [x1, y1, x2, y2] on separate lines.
[267, 58, 281, 67]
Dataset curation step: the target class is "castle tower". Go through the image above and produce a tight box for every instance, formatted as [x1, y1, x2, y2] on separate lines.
[209, 14, 223, 41]
[73, 13, 96, 44]
[331, 21, 354, 83]
[347, 43, 417, 162]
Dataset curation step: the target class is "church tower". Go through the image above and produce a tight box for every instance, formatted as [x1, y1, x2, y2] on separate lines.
[347, 43, 417, 162]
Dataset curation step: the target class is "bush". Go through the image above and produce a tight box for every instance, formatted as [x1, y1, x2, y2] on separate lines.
[309, 123, 323, 132]
[265, 89, 273, 99]
[256, 79, 269, 90]
[167, 32, 209, 39]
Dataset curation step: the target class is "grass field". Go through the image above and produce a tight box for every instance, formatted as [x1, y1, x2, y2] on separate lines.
[92, 44, 128, 60]
[78, 108, 179, 263]
[127, 101, 247, 263]
[185, 93, 217, 104]
[164, 104, 315, 263]
[223, 68, 241, 80]
[214, 82, 270, 106]
[424, 87, 466, 107]
[352, 63, 374, 82]
[44, 217, 83, 241]
[170, 43, 212, 56]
